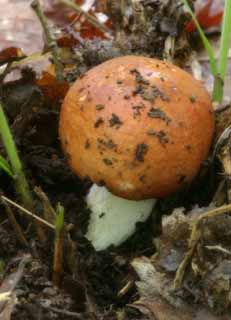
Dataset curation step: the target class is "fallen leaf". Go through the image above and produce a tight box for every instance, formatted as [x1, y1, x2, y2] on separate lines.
[0, 255, 31, 319]
[131, 257, 230, 320]
[0, 47, 25, 66]
[36, 69, 69, 105]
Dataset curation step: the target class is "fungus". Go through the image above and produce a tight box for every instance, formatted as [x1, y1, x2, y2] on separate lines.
[59, 55, 214, 251]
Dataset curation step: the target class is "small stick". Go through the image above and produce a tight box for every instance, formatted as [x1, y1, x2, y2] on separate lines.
[1, 196, 54, 230]
[0, 62, 12, 82]
[66, 227, 77, 274]
[36, 302, 83, 319]
[173, 203, 231, 289]
[34, 186, 56, 223]
[31, 0, 64, 81]
[117, 280, 134, 298]
[52, 203, 65, 287]
[2, 198, 28, 247]
[59, 0, 112, 36]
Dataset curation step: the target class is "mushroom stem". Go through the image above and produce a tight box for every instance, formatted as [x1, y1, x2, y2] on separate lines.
[85, 184, 156, 251]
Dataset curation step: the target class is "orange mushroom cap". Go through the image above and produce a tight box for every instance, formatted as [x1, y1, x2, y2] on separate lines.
[59, 55, 214, 200]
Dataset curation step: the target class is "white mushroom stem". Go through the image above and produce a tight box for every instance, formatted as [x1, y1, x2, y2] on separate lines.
[85, 184, 156, 251]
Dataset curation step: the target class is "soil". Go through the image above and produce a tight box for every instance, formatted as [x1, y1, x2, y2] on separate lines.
[0, 1, 229, 319]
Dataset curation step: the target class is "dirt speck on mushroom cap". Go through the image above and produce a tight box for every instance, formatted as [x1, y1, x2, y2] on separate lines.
[59, 55, 214, 200]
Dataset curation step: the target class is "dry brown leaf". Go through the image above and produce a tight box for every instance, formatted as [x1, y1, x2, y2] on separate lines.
[36, 68, 70, 105]
[0, 292, 17, 320]
[0, 47, 25, 66]
[0, 255, 31, 319]
[131, 257, 230, 320]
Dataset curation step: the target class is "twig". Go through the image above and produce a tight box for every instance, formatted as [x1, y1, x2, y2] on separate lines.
[205, 244, 231, 256]
[2, 198, 28, 247]
[59, 0, 112, 36]
[173, 203, 231, 289]
[1, 196, 54, 230]
[34, 186, 56, 223]
[173, 227, 201, 290]
[0, 62, 12, 82]
[37, 302, 84, 318]
[0, 53, 51, 83]
[31, 0, 64, 81]
[117, 280, 134, 298]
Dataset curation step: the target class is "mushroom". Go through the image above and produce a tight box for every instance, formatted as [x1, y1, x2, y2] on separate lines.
[59, 55, 214, 251]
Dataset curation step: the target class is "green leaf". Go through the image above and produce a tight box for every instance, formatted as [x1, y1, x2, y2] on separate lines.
[0, 154, 14, 178]
[182, 0, 218, 77]
[55, 203, 64, 235]
[213, 0, 231, 102]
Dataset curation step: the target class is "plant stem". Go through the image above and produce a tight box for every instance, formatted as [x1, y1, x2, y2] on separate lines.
[213, 0, 231, 102]
[31, 0, 64, 81]
[2, 199, 28, 247]
[59, 0, 112, 36]
[1, 195, 54, 230]
[34, 186, 56, 223]
[53, 204, 65, 286]
[0, 102, 33, 209]
[182, 0, 218, 76]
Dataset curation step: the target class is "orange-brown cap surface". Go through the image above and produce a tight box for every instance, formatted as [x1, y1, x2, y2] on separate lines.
[59, 55, 214, 200]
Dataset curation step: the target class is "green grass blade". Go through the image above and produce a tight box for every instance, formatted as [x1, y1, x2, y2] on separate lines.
[55, 203, 64, 236]
[0, 102, 33, 208]
[213, 0, 231, 102]
[0, 154, 14, 178]
[182, 0, 218, 76]
[218, 0, 231, 79]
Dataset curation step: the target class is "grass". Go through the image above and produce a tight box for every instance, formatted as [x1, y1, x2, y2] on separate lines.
[0, 101, 33, 209]
[53, 203, 65, 286]
[0, 154, 13, 178]
[183, 0, 231, 102]
[213, 0, 231, 101]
